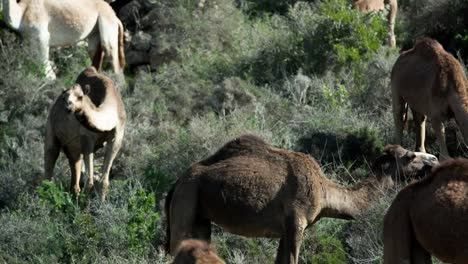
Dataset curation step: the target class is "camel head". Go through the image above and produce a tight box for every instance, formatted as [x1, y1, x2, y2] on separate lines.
[372, 145, 438, 182]
[63, 84, 90, 114]
[173, 239, 225, 264]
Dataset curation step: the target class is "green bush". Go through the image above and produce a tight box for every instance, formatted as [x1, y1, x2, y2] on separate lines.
[37, 180, 76, 215]
[127, 188, 160, 255]
[312, 232, 347, 264]
[298, 0, 387, 74]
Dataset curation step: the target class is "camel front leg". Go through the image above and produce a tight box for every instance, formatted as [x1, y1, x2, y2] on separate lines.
[100, 133, 123, 202]
[81, 136, 96, 191]
[68, 155, 83, 196]
[432, 118, 450, 160]
[383, 204, 412, 264]
[412, 110, 427, 153]
[275, 215, 306, 264]
[44, 129, 61, 180]
[31, 29, 56, 80]
[411, 241, 431, 264]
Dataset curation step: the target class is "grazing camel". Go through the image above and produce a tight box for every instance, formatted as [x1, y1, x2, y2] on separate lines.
[44, 67, 126, 201]
[351, 0, 398, 48]
[384, 158, 468, 263]
[173, 239, 225, 264]
[165, 135, 438, 264]
[2, 0, 125, 80]
[391, 38, 468, 160]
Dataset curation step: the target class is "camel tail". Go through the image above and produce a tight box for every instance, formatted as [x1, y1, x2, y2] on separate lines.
[164, 181, 177, 253]
[118, 20, 126, 70]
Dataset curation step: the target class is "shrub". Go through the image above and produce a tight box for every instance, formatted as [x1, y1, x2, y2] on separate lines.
[401, 0, 468, 60]
[298, 0, 387, 74]
[36, 180, 76, 215]
[127, 188, 160, 255]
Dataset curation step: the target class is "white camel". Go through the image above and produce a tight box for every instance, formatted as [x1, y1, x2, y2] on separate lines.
[2, 0, 125, 80]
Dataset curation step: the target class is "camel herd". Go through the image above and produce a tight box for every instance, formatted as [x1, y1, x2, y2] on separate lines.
[2, 0, 468, 263]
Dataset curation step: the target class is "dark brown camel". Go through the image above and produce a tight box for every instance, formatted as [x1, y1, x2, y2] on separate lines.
[391, 38, 468, 160]
[165, 135, 438, 264]
[384, 158, 468, 264]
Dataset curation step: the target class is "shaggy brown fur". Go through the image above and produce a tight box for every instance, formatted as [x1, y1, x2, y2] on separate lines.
[391, 38, 468, 159]
[384, 158, 468, 263]
[351, 0, 397, 47]
[44, 67, 126, 201]
[165, 135, 438, 264]
[172, 239, 225, 264]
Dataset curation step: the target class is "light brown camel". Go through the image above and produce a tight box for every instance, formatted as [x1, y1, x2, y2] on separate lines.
[44, 67, 126, 201]
[2, 0, 125, 80]
[165, 135, 438, 264]
[172, 239, 225, 264]
[351, 0, 398, 48]
[384, 158, 468, 263]
[391, 38, 468, 160]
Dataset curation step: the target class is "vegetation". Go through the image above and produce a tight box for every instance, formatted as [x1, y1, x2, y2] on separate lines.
[0, 0, 465, 262]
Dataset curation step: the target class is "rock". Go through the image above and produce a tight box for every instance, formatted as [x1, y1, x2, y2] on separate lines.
[131, 31, 152, 51]
[207, 78, 256, 116]
[126, 50, 150, 66]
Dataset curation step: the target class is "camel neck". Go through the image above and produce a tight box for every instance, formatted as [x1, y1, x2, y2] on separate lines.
[3, 0, 24, 30]
[75, 97, 119, 132]
[320, 174, 392, 220]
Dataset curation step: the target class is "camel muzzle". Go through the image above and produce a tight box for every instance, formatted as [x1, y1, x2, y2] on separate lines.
[415, 152, 439, 177]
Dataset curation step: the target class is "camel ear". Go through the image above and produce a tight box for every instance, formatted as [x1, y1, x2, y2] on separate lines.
[384, 145, 399, 157]
[83, 84, 91, 95]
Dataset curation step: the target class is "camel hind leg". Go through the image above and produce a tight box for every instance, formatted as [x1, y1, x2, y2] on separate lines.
[275, 214, 306, 264]
[392, 93, 407, 146]
[99, 131, 124, 202]
[97, 15, 123, 74]
[412, 110, 427, 153]
[169, 180, 200, 254]
[88, 33, 104, 71]
[432, 118, 450, 160]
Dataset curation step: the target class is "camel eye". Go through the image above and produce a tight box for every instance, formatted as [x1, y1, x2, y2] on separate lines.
[16, 0, 20, 3]
[77, 95, 83, 100]
[406, 153, 416, 161]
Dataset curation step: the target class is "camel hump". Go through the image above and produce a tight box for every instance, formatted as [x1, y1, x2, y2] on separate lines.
[75, 67, 114, 107]
[412, 38, 445, 58]
[199, 134, 269, 165]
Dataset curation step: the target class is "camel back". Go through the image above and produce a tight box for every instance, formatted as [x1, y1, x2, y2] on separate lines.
[199, 134, 271, 166]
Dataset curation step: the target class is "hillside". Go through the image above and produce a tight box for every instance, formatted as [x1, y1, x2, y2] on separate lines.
[0, 0, 467, 262]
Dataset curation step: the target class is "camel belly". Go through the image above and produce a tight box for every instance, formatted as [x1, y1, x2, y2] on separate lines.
[46, 2, 99, 46]
[195, 159, 291, 238]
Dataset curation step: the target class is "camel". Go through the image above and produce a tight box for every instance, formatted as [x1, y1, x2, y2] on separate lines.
[44, 67, 126, 201]
[2, 0, 125, 80]
[384, 158, 468, 263]
[351, 0, 398, 48]
[165, 135, 438, 264]
[391, 38, 468, 160]
[172, 239, 225, 264]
